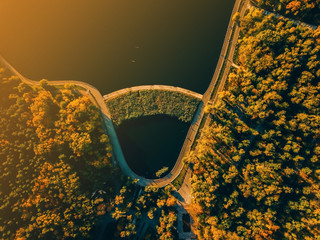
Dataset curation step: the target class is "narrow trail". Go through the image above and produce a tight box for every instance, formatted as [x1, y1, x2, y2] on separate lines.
[168, 1, 249, 239]
[0, 55, 202, 188]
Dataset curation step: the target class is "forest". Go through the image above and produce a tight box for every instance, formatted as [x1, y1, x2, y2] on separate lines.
[188, 4, 320, 239]
[0, 67, 181, 239]
[105, 90, 200, 126]
[107, 180, 179, 240]
[0, 68, 118, 239]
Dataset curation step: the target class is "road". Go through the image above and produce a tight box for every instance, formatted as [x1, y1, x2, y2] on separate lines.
[0, 56, 200, 187]
[149, 0, 248, 190]
[170, 0, 248, 191]
[202, 0, 246, 105]
[166, 1, 249, 238]
[105, 0, 248, 189]
[0, 55, 143, 184]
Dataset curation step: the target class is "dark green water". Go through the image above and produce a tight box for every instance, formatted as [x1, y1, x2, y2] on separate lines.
[117, 115, 189, 179]
[0, 0, 234, 177]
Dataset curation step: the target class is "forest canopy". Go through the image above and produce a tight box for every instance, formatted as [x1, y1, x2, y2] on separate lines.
[0, 70, 115, 239]
[105, 90, 200, 126]
[1, 0, 320, 239]
[188, 5, 320, 240]
[0, 69, 182, 240]
[254, 0, 320, 25]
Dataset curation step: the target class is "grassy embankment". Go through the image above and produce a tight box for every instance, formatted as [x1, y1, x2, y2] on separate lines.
[105, 90, 200, 126]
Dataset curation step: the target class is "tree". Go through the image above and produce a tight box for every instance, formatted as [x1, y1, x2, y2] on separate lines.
[0, 71, 115, 239]
[156, 166, 169, 178]
[232, 12, 241, 23]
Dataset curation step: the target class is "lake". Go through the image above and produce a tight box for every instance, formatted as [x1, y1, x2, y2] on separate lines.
[117, 115, 190, 179]
[0, 0, 235, 177]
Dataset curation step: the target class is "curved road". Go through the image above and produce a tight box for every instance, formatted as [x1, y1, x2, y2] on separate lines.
[103, 85, 202, 101]
[0, 0, 248, 189]
[170, 0, 248, 194]
[0, 55, 202, 187]
[199, 0, 249, 134]
[138, 0, 249, 190]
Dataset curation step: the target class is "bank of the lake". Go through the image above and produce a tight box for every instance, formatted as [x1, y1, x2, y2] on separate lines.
[0, 0, 234, 94]
[105, 89, 201, 126]
[0, 0, 235, 182]
[105, 89, 200, 178]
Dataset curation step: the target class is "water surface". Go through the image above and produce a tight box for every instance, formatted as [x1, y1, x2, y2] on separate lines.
[117, 115, 189, 179]
[0, 0, 235, 178]
[0, 0, 234, 94]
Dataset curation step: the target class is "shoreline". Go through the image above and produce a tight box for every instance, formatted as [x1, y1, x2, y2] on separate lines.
[0, 0, 245, 188]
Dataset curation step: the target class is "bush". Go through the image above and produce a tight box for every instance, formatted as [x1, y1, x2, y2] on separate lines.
[105, 90, 200, 126]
